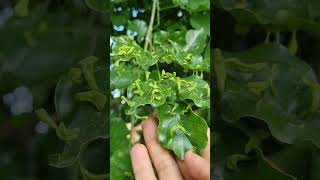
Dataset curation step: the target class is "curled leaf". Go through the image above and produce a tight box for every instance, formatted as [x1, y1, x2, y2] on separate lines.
[75, 90, 107, 111]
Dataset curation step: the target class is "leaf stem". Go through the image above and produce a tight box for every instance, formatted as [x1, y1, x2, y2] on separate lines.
[156, 62, 161, 80]
[144, 0, 158, 51]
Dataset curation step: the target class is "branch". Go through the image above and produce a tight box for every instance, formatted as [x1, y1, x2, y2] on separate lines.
[144, 0, 158, 51]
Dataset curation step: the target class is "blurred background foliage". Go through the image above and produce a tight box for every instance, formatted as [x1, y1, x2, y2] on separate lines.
[213, 0, 320, 179]
[0, 0, 108, 179]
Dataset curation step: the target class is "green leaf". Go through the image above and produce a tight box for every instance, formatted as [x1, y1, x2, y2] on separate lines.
[111, 63, 143, 90]
[34, 108, 58, 129]
[190, 12, 210, 35]
[263, 142, 320, 180]
[109, 112, 132, 180]
[213, 127, 296, 180]
[126, 79, 173, 115]
[220, 43, 320, 149]
[80, 166, 109, 180]
[110, 117, 130, 155]
[111, 36, 157, 68]
[157, 104, 208, 159]
[183, 28, 208, 54]
[79, 56, 99, 90]
[178, 75, 210, 108]
[50, 60, 107, 168]
[226, 154, 251, 171]
[175, 53, 209, 72]
[75, 90, 107, 111]
[127, 20, 148, 38]
[56, 122, 81, 144]
[225, 150, 296, 180]
[110, 149, 134, 180]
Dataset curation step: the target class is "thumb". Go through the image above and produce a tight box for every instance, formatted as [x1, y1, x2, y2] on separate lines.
[184, 151, 210, 180]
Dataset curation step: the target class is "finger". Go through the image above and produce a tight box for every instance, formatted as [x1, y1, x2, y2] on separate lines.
[142, 117, 183, 180]
[185, 151, 210, 180]
[130, 144, 157, 180]
[131, 124, 142, 144]
[175, 157, 193, 180]
[201, 129, 210, 161]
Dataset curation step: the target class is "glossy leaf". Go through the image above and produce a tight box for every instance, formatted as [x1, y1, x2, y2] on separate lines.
[111, 36, 157, 67]
[179, 75, 210, 108]
[126, 79, 173, 116]
[157, 104, 208, 159]
[110, 63, 143, 91]
[190, 12, 210, 36]
[110, 117, 130, 155]
[183, 28, 208, 54]
[220, 43, 320, 149]
[127, 20, 148, 38]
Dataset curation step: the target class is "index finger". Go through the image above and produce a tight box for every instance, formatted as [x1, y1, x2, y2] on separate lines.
[142, 117, 183, 180]
[131, 144, 157, 180]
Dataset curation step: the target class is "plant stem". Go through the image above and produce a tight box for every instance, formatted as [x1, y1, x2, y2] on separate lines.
[265, 31, 270, 43]
[157, 1, 160, 27]
[156, 62, 161, 80]
[144, 0, 158, 50]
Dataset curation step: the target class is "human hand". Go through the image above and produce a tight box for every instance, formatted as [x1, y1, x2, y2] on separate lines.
[130, 117, 210, 180]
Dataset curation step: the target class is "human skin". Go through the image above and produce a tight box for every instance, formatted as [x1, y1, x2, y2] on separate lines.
[130, 117, 210, 180]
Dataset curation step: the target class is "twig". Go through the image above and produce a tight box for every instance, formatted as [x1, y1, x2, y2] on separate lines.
[144, 0, 158, 50]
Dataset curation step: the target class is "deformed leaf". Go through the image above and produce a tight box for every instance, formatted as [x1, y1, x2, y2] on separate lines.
[56, 122, 80, 144]
[221, 43, 320, 149]
[79, 56, 99, 90]
[157, 104, 208, 159]
[75, 90, 107, 111]
[178, 75, 210, 108]
[35, 108, 58, 129]
[111, 63, 143, 90]
[51, 59, 107, 169]
[111, 36, 157, 67]
[125, 79, 173, 115]
[80, 166, 109, 180]
[226, 154, 251, 171]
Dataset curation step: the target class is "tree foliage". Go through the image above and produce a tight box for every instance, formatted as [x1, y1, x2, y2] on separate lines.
[110, 0, 210, 179]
